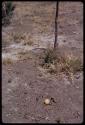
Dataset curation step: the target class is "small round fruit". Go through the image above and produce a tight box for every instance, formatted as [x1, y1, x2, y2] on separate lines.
[44, 99, 50, 105]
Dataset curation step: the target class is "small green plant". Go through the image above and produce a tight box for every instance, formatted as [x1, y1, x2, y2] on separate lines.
[43, 48, 57, 64]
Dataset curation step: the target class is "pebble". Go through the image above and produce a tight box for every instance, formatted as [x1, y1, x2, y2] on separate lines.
[75, 75, 80, 79]
[8, 68, 12, 71]
[76, 86, 79, 89]
[45, 117, 49, 120]
[8, 79, 12, 83]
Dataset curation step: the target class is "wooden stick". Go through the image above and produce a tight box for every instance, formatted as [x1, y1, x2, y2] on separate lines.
[54, 1, 59, 49]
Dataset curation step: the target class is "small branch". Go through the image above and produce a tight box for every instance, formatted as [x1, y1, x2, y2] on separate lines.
[54, 1, 59, 49]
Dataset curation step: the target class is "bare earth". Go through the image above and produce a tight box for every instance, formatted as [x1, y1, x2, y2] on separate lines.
[2, 2, 83, 123]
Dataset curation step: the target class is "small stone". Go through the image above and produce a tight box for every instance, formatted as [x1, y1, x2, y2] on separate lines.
[7, 88, 12, 92]
[75, 75, 80, 79]
[6, 113, 11, 116]
[56, 117, 61, 123]
[24, 91, 27, 94]
[13, 108, 18, 112]
[73, 111, 80, 118]
[8, 79, 12, 83]
[76, 86, 79, 89]
[73, 31, 78, 34]
[36, 97, 39, 101]
[63, 40, 66, 42]
[8, 68, 12, 71]
[45, 116, 49, 120]
[51, 97, 56, 103]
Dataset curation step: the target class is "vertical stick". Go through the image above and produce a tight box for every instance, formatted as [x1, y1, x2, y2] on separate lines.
[54, 1, 59, 49]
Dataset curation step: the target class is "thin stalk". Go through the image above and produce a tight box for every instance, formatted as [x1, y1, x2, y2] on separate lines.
[54, 1, 59, 49]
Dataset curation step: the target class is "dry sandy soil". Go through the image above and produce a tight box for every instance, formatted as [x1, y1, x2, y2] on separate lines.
[2, 2, 83, 123]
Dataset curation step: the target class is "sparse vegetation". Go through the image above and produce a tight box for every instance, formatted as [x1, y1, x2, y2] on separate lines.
[41, 48, 83, 75]
[23, 39, 33, 46]
[12, 32, 33, 45]
[2, 2, 83, 123]
[24, 34, 34, 45]
[2, 58, 13, 65]
[2, 2, 15, 26]
[13, 32, 26, 43]
[43, 48, 57, 64]
[17, 51, 32, 60]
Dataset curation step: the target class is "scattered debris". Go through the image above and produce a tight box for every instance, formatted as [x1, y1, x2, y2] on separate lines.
[45, 116, 49, 120]
[73, 111, 80, 119]
[8, 78, 12, 83]
[75, 74, 80, 79]
[55, 117, 61, 123]
[51, 97, 56, 103]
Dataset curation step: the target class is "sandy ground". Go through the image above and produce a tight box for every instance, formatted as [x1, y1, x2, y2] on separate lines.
[2, 2, 83, 123]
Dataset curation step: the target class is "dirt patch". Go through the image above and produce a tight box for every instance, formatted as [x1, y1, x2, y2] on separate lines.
[2, 2, 83, 123]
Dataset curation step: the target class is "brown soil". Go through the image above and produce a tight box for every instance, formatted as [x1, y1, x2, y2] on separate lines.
[2, 2, 83, 123]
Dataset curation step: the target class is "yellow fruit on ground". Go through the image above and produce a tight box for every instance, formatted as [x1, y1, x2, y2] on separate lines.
[44, 99, 50, 105]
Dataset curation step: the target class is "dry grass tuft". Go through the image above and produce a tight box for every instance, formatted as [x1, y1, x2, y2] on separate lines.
[17, 51, 32, 60]
[41, 48, 83, 76]
[12, 32, 33, 45]
[2, 58, 13, 65]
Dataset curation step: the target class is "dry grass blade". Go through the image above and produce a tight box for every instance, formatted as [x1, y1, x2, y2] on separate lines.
[41, 48, 83, 76]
